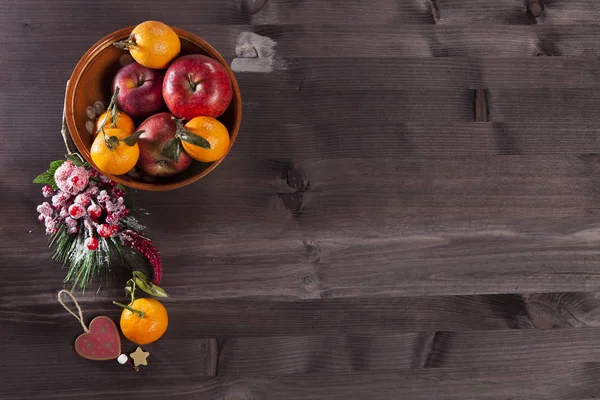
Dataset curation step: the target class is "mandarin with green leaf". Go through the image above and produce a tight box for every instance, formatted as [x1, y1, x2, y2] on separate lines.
[90, 128, 140, 175]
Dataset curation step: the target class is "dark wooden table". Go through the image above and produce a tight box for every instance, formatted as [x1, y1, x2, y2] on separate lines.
[3, 1, 600, 398]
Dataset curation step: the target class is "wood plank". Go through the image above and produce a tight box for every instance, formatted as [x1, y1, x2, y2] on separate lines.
[233, 121, 600, 155]
[285, 57, 600, 90]
[488, 89, 600, 122]
[5, 292, 600, 336]
[0, 0, 432, 27]
[5, 0, 599, 27]
[217, 328, 600, 374]
[6, 155, 600, 300]
[5, 25, 600, 59]
[4, 360, 600, 399]
[5, 35, 600, 91]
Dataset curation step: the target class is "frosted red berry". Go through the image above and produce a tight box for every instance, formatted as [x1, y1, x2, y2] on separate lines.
[87, 204, 102, 220]
[97, 224, 113, 238]
[85, 237, 99, 251]
[68, 204, 85, 219]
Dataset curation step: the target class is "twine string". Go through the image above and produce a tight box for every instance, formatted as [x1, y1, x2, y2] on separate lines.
[57, 289, 89, 332]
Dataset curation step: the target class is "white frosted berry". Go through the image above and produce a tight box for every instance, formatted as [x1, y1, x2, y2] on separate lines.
[64, 217, 77, 227]
[52, 192, 70, 208]
[97, 190, 110, 203]
[42, 185, 54, 198]
[75, 193, 91, 207]
[36, 202, 53, 217]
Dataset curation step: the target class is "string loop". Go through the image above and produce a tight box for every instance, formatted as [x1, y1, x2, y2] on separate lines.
[57, 289, 89, 332]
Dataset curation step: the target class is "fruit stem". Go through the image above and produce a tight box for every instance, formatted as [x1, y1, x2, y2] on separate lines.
[187, 73, 197, 91]
[96, 87, 120, 134]
[114, 36, 136, 50]
[100, 127, 118, 151]
[126, 278, 137, 303]
[113, 301, 145, 318]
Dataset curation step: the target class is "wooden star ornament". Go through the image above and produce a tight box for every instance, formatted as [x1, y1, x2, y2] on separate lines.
[130, 347, 150, 367]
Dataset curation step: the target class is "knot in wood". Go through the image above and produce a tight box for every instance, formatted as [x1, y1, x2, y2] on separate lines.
[285, 167, 309, 191]
[241, 0, 268, 15]
[527, 0, 544, 20]
[280, 192, 304, 212]
[303, 239, 321, 263]
[303, 274, 317, 287]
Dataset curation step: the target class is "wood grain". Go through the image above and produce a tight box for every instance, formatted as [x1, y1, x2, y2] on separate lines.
[4, 155, 600, 301]
[5, 361, 600, 399]
[7, 25, 600, 59]
[217, 329, 600, 374]
[4, 0, 600, 398]
[5, 292, 600, 338]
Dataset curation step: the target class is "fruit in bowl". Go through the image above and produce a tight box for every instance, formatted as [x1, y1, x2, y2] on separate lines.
[112, 63, 165, 121]
[163, 54, 233, 120]
[91, 128, 141, 176]
[137, 113, 193, 177]
[94, 87, 135, 135]
[114, 20, 180, 69]
[65, 21, 242, 191]
[161, 116, 230, 163]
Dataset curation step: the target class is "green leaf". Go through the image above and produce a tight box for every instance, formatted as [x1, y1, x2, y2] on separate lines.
[179, 131, 211, 149]
[106, 135, 120, 150]
[33, 171, 53, 185]
[160, 137, 182, 162]
[33, 159, 65, 189]
[49, 160, 65, 173]
[122, 130, 144, 147]
[132, 271, 168, 297]
[66, 153, 85, 167]
[117, 183, 127, 192]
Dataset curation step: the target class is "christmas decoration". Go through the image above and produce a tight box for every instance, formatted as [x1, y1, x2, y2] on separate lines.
[130, 347, 150, 367]
[58, 290, 121, 361]
[35, 154, 163, 290]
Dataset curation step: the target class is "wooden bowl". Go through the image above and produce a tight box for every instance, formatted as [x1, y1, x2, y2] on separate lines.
[65, 26, 242, 191]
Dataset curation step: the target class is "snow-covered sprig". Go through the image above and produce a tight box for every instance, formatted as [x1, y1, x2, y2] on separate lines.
[34, 154, 163, 290]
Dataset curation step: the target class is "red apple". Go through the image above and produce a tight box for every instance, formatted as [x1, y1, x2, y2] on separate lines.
[136, 112, 192, 177]
[162, 54, 233, 120]
[112, 62, 165, 121]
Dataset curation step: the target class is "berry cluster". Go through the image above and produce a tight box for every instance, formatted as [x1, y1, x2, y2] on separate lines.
[37, 161, 129, 247]
[35, 159, 163, 284]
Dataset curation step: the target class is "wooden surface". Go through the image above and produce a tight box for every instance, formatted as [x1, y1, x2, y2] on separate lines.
[3, 0, 600, 398]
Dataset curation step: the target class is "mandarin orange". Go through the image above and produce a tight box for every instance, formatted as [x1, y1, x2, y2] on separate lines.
[118, 298, 168, 345]
[90, 128, 139, 175]
[180, 116, 230, 162]
[115, 21, 180, 69]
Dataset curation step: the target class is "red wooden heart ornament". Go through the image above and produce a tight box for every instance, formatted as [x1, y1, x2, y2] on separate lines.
[74, 316, 121, 360]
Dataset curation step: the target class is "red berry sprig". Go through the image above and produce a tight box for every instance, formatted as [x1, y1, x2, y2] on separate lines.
[120, 229, 163, 284]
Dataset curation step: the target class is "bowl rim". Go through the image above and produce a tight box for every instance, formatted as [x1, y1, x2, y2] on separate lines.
[65, 26, 242, 191]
